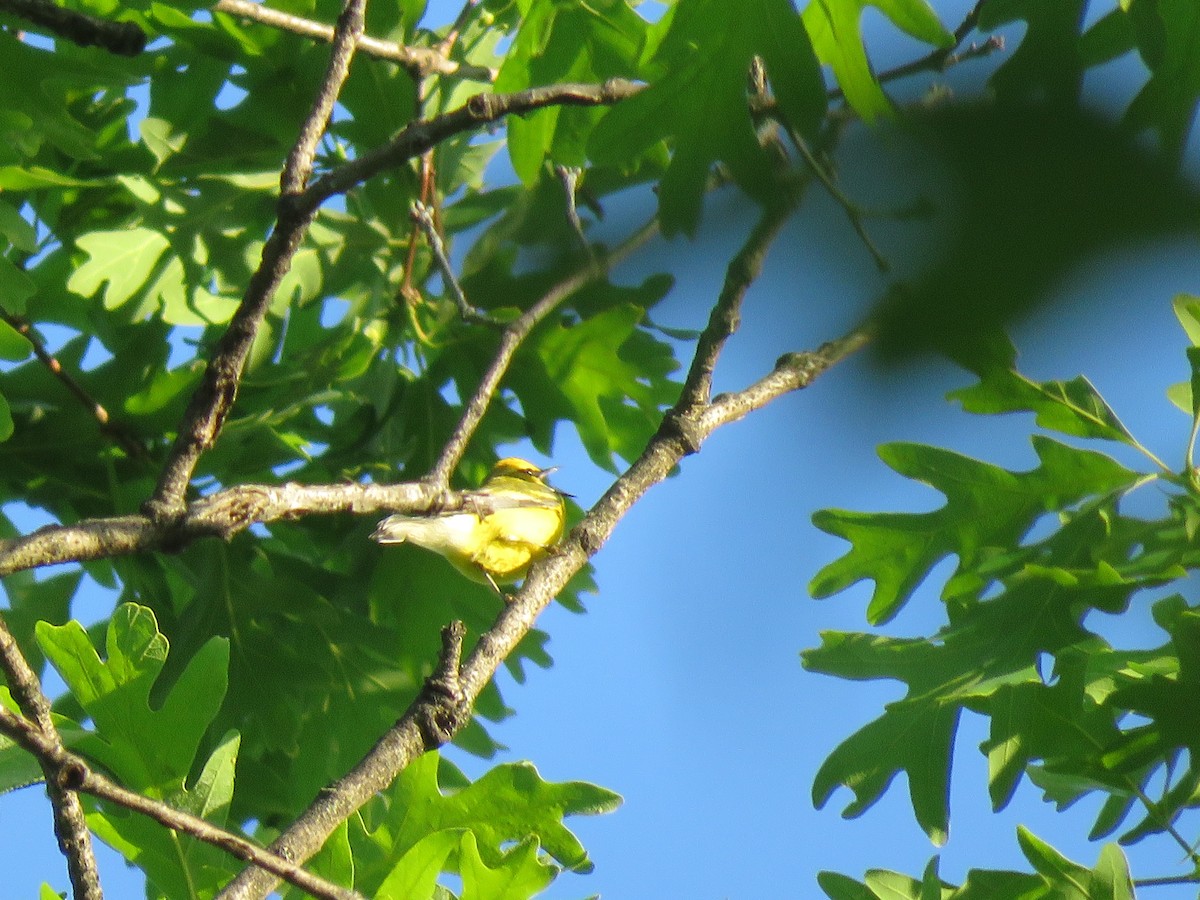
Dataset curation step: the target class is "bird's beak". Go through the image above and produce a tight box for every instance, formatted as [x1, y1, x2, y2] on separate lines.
[538, 466, 559, 478]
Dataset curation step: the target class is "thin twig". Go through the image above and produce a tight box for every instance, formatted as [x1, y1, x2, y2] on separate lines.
[1134, 874, 1200, 888]
[674, 197, 797, 415]
[212, 0, 493, 80]
[864, 34, 1005, 95]
[700, 333, 870, 433]
[148, 0, 367, 518]
[301, 80, 642, 214]
[0, 310, 151, 463]
[0, 620, 102, 900]
[434, 0, 480, 57]
[216, 205, 868, 900]
[410, 201, 497, 325]
[0, 0, 145, 54]
[0, 705, 364, 900]
[828, 1, 1001, 101]
[788, 133, 889, 272]
[751, 2, 1004, 110]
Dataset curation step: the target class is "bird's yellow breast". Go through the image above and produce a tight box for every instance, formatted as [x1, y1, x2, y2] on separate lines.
[467, 503, 564, 582]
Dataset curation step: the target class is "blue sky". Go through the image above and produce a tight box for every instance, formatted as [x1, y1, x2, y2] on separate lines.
[4, 2, 1200, 898]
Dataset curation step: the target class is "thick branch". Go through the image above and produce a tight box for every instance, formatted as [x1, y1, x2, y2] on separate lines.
[213, 0, 493, 80]
[0, 706, 363, 900]
[0, 0, 145, 54]
[218, 206, 868, 900]
[149, 0, 367, 517]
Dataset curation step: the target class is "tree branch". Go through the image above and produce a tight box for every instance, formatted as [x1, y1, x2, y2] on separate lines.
[0, 479, 551, 577]
[300, 79, 642, 214]
[0, 706, 364, 900]
[0, 621, 102, 900]
[217, 204, 868, 900]
[674, 195, 795, 417]
[148, 0, 367, 518]
[0, 0, 146, 54]
[212, 0, 492, 80]
[411, 200, 498, 325]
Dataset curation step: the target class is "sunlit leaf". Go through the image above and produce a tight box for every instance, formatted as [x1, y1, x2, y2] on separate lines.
[67, 228, 170, 312]
[810, 438, 1138, 624]
[36, 603, 229, 796]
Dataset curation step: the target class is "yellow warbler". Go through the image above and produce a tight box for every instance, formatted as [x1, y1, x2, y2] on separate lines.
[371, 458, 567, 593]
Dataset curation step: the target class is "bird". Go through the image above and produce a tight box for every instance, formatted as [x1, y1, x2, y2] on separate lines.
[371, 458, 568, 594]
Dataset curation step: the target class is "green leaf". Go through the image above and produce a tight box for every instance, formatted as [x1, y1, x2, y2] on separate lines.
[3, 570, 79, 678]
[67, 228, 170, 312]
[459, 831, 555, 900]
[36, 603, 229, 795]
[1079, 8, 1138, 67]
[350, 753, 620, 896]
[979, 0, 1089, 106]
[949, 354, 1137, 446]
[1173, 293, 1200, 345]
[0, 166, 99, 189]
[982, 668, 1121, 811]
[1017, 828, 1134, 899]
[0, 688, 45, 794]
[496, 0, 647, 182]
[0, 199, 37, 252]
[808, 495, 1156, 843]
[526, 303, 680, 471]
[803, 0, 952, 123]
[373, 830, 461, 900]
[809, 670, 958, 845]
[817, 870, 878, 900]
[0, 258, 36, 316]
[590, 0, 824, 234]
[139, 116, 187, 167]
[0, 392, 12, 443]
[391, 754, 619, 873]
[1101, 602, 1200, 784]
[0, 315, 31, 360]
[810, 437, 1139, 624]
[88, 731, 244, 899]
[864, 868, 924, 899]
[1187, 347, 1200, 417]
[870, 106, 1198, 360]
[1125, 0, 1200, 166]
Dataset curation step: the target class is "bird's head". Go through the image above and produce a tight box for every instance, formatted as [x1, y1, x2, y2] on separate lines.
[489, 457, 555, 483]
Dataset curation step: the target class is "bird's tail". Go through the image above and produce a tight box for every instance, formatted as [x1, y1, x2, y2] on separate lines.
[370, 515, 417, 544]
